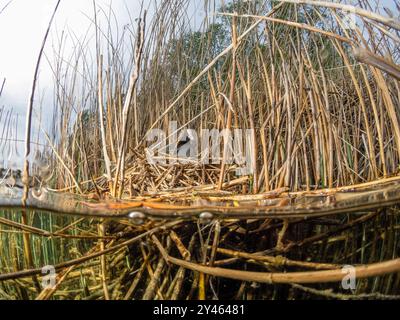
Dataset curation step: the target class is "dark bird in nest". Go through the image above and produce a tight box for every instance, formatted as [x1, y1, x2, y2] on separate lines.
[177, 130, 196, 155]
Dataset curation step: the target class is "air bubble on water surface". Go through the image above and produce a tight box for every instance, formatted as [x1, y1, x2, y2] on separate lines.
[128, 212, 147, 225]
[199, 212, 214, 224]
[31, 186, 48, 200]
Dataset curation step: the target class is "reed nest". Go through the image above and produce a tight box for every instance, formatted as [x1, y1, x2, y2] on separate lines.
[0, 0, 400, 300]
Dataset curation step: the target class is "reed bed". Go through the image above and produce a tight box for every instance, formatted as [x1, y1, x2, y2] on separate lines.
[0, 0, 400, 300]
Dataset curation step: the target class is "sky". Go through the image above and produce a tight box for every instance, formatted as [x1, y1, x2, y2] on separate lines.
[0, 0, 139, 114]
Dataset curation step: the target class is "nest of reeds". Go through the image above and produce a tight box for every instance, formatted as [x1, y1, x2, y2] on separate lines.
[1, 0, 400, 300]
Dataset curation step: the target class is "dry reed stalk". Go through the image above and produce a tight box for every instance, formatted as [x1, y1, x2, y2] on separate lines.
[113, 10, 146, 198]
[279, 0, 400, 30]
[218, 14, 238, 191]
[20, 0, 61, 294]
